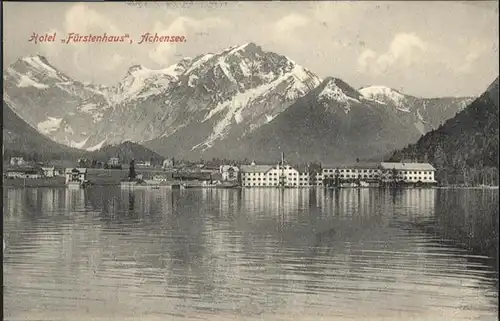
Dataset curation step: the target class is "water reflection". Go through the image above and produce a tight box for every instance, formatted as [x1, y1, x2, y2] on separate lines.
[3, 187, 498, 321]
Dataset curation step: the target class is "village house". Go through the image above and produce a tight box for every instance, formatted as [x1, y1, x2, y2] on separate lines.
[108, 157, 120, 166]
[380, 162, 437, 184]
[152, 171, 175, 182]
[152, 174, 171, 182]
[219, 165, 240, 182]
[42, 166, 56, 178]
[162, 158, 175, 169]
[136, 160, 152, 167]
[65, 168, 88, 184]
[55, 168, 65, 176]
[10, 157, 26, 166]
[4, 167, 43, 179]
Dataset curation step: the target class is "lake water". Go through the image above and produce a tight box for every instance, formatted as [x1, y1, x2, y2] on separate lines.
[3, 187, 498, 321]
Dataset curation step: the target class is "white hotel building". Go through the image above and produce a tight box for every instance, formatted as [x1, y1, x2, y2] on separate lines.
[316, 163, 382, 186]
[238, 161, 437, 188]
[240, 162, 313, 187]
[380, 162, 437, 184]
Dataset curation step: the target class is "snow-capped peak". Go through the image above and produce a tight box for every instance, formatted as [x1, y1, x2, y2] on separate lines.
[21, 54, 52, 67]
[319, 78, 360, 102]
[125, 61, 190, 79]
[316, 78, 363, 114]
[126, 64, 148, 75]
[359, 85, 406, 106]
[113, 61, 188, 103]
[228, 43, 251, 54]
[10, 54, 68, 82]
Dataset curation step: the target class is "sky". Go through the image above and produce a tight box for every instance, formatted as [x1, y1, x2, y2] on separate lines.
[3, 1, 499, 97]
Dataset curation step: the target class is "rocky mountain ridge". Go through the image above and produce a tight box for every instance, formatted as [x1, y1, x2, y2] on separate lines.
[390, 76, 499, 185]
[4, 43, 474, 162]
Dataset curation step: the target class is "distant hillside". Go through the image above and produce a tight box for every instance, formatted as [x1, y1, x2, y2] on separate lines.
[3, 100, 164, 165]
[390, 77, 499, 185]
[3, 100, 82, 162]
[86, 141, 165, 165]
[5, 47, 469, 160]
[204, 77, 426, 164]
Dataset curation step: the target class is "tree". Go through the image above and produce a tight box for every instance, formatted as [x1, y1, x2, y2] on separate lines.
[434, 144, 448, 184]
[129, 159, 136, 180]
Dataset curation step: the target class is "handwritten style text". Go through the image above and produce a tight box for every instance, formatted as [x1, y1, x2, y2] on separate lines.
[28, 32, 57, 44]
[138, 33, 186, 44]
[63, 33, 131, 44]
[28, 32, 188, 45]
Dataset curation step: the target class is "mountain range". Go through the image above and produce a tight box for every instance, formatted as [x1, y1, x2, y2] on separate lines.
[3, 100, 163, 163]
[390, 77, 499, 185]
[3, 99, 82, 160]
[3, 42, 475, 163]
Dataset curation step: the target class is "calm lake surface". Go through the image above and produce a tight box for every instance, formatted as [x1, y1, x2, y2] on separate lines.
[3, 187, 498, 321]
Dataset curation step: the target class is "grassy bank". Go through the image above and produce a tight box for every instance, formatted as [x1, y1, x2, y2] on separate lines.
[3, 177, 66, 188]
[86, 168, 168, 185]
[2, 169, 172, 188]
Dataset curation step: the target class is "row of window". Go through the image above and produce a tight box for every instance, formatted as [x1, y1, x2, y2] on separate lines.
[246, 177, 432, 183]
[243, 177, 310, 181]
[400, 177, 433, 180]
[323, 169, 378, 173]
[240, 171, 433, 177]
[399, 171, 433, 175]
[391, 175, 434, 179]
[242, 172, 308, 176]
[319, 174, 380, 179]
[243, 183, 314, 186]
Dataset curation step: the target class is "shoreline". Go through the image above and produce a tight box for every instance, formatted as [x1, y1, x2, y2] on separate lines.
[3, 180, 498, 190]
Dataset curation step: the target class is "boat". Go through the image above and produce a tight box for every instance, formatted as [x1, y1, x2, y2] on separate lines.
[215, 181, 240, 188]
[181, 180, 240, 189]
[181, 182, 204, 189]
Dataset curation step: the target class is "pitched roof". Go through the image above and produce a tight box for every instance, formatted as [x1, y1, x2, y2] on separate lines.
[173, 171, 212, 179]
[220, 165, 239, 171]
[240, 165, 273, 173]
[380, 162, 436, 171]
[6, 167, 41, 173]
[323, 162, 381, 169]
